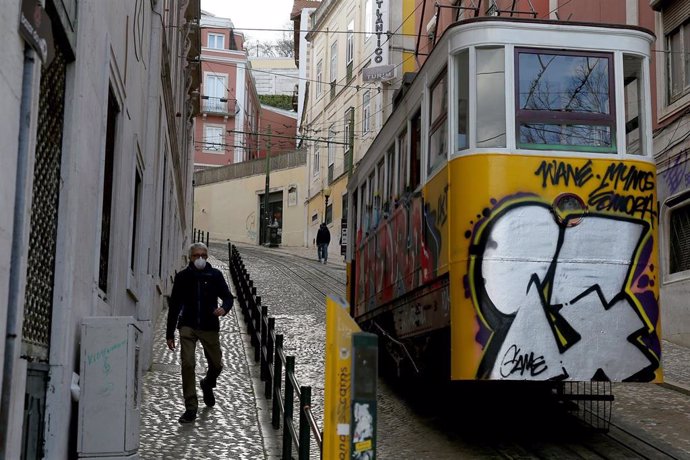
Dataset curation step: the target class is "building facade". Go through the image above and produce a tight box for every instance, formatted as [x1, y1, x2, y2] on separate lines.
[301, 0, 416, 253]
[195, 11, 261, 169]
[251, 57, 300, 96]
[0, 0, 199, 458]
[651, 0, 690, 347]
[193, 151, 308, 247]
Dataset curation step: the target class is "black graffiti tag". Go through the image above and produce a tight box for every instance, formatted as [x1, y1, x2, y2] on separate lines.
[588, 162, 657, 223]
[534, 159, 594, 188]
[499, 344, 548, 378]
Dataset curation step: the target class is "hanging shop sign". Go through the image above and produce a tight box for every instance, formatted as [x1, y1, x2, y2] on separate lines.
[19, 0, 55, 65]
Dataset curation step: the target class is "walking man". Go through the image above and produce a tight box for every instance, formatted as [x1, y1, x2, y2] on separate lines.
[166, 242, 234, 423]
[316, 223, 331, 264]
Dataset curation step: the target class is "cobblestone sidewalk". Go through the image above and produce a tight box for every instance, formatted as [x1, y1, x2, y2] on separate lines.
[139, 257, 266, 459]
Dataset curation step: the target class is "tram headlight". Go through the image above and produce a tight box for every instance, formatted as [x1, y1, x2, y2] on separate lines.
[552, 193, 587, 227]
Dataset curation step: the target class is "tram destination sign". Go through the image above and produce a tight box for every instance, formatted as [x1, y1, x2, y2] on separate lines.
[363, 65, 395, 82]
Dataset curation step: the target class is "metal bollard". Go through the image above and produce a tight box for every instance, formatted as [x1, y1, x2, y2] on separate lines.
[299, 386, 311, 460]
[265, 318, 275, 399]
[272, 335, 284, 429]
[261, 306, 269, 380]
[283, 356, 295, 460]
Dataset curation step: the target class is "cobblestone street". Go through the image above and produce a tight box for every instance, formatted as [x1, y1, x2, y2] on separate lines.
[138, 245, 690, 459]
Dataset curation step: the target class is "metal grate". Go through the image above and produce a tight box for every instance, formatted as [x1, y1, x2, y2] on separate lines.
[554, 381, 613, 432]
[670, 203, 690, 273]
[22, 46, 68, 360]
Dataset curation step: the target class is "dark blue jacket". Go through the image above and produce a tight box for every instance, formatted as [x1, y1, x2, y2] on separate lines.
[166, 262, 233, 339]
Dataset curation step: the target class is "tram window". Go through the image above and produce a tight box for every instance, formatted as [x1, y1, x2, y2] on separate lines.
[398, 129, 408, 194]
[456, 50, 469, 150]
[368, 172, 376, 230]
[428, 68, 448, 174]
[410, 110, 421, 190]
[376, 160, 384, 204]
[476, 47, 506, 148]
[386, 145, 395, 202]
[516, 49, 615, 152]
[624, 55, 645, 156]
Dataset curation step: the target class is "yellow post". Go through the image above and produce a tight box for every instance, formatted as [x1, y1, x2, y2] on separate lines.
[323, 295, 360, 459]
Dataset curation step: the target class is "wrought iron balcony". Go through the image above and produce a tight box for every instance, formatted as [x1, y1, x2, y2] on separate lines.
[201, 96, 237, 116]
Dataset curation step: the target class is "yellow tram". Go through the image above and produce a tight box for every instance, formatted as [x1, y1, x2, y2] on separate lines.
[345, 17, 661, 383]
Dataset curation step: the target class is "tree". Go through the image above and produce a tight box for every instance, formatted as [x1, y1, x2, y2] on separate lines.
[246, 22, 294, 58]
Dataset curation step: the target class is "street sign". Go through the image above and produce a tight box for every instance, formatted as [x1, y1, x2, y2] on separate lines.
[362, 65, 395, 82]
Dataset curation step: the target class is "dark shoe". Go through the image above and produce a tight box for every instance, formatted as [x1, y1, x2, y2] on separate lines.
[178, 409, 197, 424]
[200, 378, 215, 407]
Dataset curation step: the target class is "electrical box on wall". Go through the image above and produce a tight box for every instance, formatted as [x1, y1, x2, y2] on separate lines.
[77, 316, 142, 459]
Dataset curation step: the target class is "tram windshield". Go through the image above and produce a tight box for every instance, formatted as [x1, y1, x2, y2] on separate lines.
[516, 49, 616, 153]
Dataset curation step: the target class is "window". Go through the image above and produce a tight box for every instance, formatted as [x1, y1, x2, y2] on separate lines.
[365, 0, 373, 39]
[203, 125, 224, 152]
[130, 169, 142, 271]
[313, 146, 320, 177]
[670, 203, 690, 273]
[99, 89, 119, 293]
[347, 22, 354, 81]
[624, 55, 646, 155]
[376, 160, 384, 217]
[326, 203, 333, 224]
[316, 59, 323, 96]
[208, 33, 225, 49]
[204, 74, 227, 112]
[516, 48, 615, 152]
[398, 130, 408, 193]
[328, 125, 336, 183]
[667, 19, 690, 103]
[368, 172, 375, 230]
[428, 69, 448, 174]
[477, 47, 505, 148]
[386, 145, 395, 201]
[410, 110, 421, 190]
[457, 50, 469, 150]
[344, 107, 354, 175]
[362, 90, 371, 133]
[330, 42, 338, 97]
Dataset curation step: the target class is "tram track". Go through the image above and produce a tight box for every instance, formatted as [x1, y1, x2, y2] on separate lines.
[211, 242, 345, 303]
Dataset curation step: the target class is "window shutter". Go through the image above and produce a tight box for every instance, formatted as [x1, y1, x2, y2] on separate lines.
[663, 1, 690, 34]
[670, 203, 690, 273]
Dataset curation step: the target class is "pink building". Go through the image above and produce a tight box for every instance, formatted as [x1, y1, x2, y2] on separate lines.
[195, 11, 261, 169]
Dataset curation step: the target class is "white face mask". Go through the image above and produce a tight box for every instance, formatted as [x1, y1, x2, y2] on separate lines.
[193, 257, 207, 270]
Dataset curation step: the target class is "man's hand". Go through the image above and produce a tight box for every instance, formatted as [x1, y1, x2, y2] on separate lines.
[213, 307, 226, 317]
[167, 339, 175, 350]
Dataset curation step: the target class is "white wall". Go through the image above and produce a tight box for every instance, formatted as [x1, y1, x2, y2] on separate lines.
[194, 164, 308, 247]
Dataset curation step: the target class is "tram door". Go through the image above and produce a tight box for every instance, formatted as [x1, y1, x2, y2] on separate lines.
[259, 191, 283, 245]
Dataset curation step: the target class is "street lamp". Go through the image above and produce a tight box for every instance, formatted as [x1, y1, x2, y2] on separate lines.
[323, 186, 331, 223]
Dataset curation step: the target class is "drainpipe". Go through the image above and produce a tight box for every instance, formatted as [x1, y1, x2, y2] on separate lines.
[0, 46, 37, 456]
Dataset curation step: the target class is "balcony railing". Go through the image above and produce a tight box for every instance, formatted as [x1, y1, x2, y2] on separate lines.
[202, 96, 237, 116]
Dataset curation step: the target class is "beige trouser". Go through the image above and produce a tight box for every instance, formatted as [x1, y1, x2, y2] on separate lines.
[179, 326, 223, 411]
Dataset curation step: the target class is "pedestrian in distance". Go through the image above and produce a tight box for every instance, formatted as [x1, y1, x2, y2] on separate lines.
[166, 242, 234, 424]
[316, 222, 331, 264]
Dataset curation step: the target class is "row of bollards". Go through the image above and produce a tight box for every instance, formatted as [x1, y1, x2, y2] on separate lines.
[228, 242, 322, 460]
